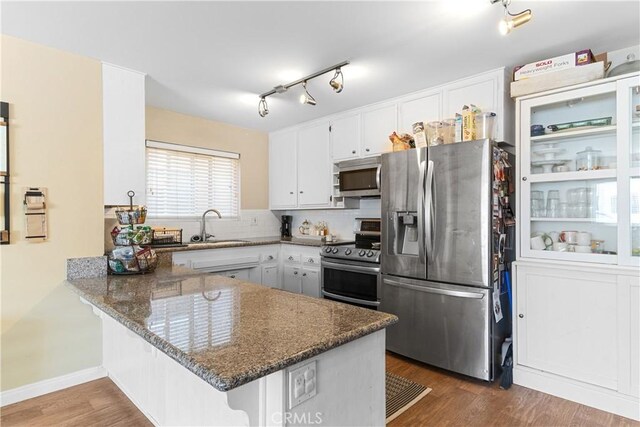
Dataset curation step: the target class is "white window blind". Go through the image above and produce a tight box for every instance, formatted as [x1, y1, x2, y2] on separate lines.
[146, 140, 240, 218]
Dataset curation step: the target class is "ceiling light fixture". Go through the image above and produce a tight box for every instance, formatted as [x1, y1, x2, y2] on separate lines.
[257, 60, 349, 117]
[299, 81, 317, 106]
[329, 68, 344, 93]
[491, 0, 532, 35]
[258, 97, 269, 117]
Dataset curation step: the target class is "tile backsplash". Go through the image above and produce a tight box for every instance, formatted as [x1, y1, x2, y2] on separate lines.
[281, 199, 381, 241]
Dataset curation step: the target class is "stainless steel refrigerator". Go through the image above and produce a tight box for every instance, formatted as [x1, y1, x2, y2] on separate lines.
[379, 139, 514, 381]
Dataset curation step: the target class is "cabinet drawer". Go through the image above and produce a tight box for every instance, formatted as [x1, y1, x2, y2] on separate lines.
[261, 250, 278, 263]
[302, 255, 320, 266]
[283, 253, 301, 264]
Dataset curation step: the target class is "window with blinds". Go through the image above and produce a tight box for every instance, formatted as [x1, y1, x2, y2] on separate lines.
[146, 140, 240, 218]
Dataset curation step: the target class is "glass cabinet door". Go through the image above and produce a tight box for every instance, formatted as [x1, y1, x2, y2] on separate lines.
[521, 82, 620, 263]
[618, 75, 640, 266]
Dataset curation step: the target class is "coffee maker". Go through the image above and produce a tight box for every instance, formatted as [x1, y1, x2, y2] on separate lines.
[280, 215, 292, 238]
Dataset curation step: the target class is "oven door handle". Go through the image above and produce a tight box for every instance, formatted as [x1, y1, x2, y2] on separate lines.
[321, 260, 380, 274]
[322, 290, 381, 307]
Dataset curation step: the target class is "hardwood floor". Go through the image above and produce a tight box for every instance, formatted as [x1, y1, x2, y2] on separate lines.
[386, 352, 638, 427]
[1, 378, 151, 427]
[1, 354, 637, 426]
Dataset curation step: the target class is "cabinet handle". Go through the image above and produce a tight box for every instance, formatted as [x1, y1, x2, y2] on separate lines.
[230, 275, 236, 279]
[302, 273, 307, 277]
[294, 271, 298, 275]
[352, 150, 356, 154]
[289, 191, 294, 194]
[518, 314, 524, 318]
[267, 255, 274, 260]
[300, 191, 304, 194]
[365, 148, 370, 152]
[288, 256, 294, 261]
[307, 258, 314, 263]
[522, 177, 527, 182]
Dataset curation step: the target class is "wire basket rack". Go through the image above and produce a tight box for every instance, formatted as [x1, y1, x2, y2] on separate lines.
[115, 190, 147, 225]
[108, 246, 158, 275]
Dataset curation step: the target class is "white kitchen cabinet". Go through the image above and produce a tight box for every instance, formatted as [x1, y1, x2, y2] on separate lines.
[269, 130, 298, 209]
[261, 264, 279, 289]
[361, 104, 396, 156]
[301, 267, 320, 298]
[330, 114, 361, 162]
[297, 122, 332, 207]
[443, 69, 511, 142]
[513, 73, 640, 421]
[283, 265, 301, 293]
[515, 264, 618, 390]
[398, 92, 441, 134]
[102, 63, 146, 206]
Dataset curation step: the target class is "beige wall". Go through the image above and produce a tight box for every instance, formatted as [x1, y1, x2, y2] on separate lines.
[0, 35, 104, 390]
[146, 106, 269, 210]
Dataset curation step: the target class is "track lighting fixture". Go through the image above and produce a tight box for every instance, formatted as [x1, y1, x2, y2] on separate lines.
[329, 68, 344, 93]
[299, 81, 317, 106]
[491, 0, 532, 35]
[257, 60, 349, 117]
[258, 97, 269, 117]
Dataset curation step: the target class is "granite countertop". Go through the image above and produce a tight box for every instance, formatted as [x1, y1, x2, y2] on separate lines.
[152, 236, 354, 253]
[66, 266, 397, 391]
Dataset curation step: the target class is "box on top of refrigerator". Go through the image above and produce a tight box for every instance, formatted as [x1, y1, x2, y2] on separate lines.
[513, 49, 596, 81]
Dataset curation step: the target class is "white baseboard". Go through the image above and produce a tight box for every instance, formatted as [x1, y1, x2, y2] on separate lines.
[514, 366, 639, 421]
[1, 366, 107, 407]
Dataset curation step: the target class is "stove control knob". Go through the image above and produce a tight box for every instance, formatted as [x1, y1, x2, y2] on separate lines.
[366, 250, 374, 257]
[324, 247, 332, 253]
[332, 247, 339, 254]
[358, 250, 366, 257]
[344, 249, 352, 255]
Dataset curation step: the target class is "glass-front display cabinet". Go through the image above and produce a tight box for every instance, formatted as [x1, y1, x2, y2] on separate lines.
[519, 73, 640, 266]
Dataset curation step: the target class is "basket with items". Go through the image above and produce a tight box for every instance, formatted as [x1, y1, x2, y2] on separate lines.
[108, 190, 157, 275]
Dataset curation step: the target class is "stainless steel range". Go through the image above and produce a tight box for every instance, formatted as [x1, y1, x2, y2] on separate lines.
[320, 218, 381, 309]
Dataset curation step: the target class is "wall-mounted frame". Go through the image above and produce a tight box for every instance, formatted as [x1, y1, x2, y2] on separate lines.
[1, 101, 10, 244]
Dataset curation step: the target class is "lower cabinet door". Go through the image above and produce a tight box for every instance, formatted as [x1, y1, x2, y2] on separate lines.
[301, 267, 320, 298]
[261, 264, 279, 289]
[283, 265, 301, 293]
[515, 264, 618, 390]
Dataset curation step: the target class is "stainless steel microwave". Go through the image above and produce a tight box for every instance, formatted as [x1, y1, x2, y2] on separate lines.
[337, 157, 381, 198]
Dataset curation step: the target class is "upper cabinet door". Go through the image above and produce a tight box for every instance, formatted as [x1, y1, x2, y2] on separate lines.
[330, 114, 360, 162]
[103, 63, 146, 206]
[297, 123, 331, 207]
[362, 104, 396, 156]
[269, 130, 298, 209]
[398, 92, 441, 134]
[443, 71, 507, 141]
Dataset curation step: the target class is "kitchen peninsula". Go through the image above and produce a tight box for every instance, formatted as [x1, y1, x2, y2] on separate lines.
[66, 264, 396, 426]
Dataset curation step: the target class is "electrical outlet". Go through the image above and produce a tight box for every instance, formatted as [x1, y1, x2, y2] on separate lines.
[288, 360, 317, 409]
[250, 216, 258, 226]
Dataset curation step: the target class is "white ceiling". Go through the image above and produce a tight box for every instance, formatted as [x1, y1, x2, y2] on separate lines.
[2, 1, 639, 132]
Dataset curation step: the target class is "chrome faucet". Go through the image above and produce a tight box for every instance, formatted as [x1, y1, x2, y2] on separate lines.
[194, 209, 222, 242]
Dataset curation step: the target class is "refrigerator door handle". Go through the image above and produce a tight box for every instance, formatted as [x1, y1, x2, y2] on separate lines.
[417, 160, 426, 260]
[384, 278, 485, 299]
[424, 160, 435, 261]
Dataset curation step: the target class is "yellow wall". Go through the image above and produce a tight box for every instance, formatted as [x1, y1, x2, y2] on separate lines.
[0, 35, 104, 390]
[146, 106, 269, 210]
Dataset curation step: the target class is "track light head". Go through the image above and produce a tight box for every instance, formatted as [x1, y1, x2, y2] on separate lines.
[329, 68, 344, 93]
[494, 0, 532, 35]
[258, 97, 269, 117]
[299, 81, 317, 106]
